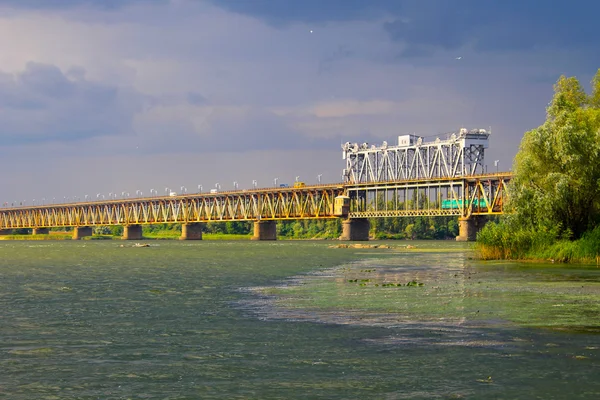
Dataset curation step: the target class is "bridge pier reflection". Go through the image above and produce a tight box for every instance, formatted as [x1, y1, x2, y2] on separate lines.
[340, 218, 370, 241]
[122, 225, 143, 240]
[252, 220, 277, 240]
[180, 223, 203, 240]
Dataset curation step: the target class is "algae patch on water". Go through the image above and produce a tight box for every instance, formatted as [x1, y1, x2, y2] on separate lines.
[243, 250, 600, 332]
[9, 347, 55, 356]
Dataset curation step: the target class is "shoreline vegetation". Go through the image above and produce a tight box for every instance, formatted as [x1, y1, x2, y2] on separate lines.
[476, 223, 600, 264]
[476, 69, 600, 264]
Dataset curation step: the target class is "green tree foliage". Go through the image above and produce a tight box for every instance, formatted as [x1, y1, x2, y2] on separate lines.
[478, 69, 600, 260]
[589, 70, 600, 108]
[110, 225, 124, 236]
[509, 69, 600, 239]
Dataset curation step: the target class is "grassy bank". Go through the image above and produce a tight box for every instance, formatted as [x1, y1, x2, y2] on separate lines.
[0, 232, 73, 240]
[476, 222, 600, 264]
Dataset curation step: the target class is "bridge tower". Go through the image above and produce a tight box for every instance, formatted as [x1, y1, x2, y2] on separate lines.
[342, 128, 490, 183]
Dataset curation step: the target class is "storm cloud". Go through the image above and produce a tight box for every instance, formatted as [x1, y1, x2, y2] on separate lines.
[0, 0, 166, 10]
[0, 0, 596, 201]
[0, 62, 142, 144]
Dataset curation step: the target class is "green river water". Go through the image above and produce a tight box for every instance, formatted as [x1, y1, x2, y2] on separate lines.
[0, 240, 598, 399]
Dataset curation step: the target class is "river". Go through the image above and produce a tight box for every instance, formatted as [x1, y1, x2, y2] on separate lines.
[1, 240, 598, 399]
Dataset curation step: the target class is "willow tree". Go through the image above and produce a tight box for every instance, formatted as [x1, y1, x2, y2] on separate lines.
[509, 69, 600, 239]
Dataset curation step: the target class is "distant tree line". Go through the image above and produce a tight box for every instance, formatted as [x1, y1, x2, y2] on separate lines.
[138, 216, 459, 240]
[18, 216, 460, 240]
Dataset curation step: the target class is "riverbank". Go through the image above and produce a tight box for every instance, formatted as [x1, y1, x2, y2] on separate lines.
[476, 222, 600, 264]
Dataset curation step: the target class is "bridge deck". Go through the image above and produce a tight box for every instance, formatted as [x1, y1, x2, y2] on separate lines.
[0, 173, 511, 229]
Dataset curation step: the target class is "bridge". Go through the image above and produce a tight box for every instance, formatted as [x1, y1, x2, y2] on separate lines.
[0, 128, 511, 241]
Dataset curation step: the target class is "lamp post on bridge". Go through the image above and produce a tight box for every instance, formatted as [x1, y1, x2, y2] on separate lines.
[198, 184, 202, 193]
[317, 174, 322, 184]
[274, 178, 278, 187]
[233, 181, 238, 190]
[295, 176, 300, 182]
[181, 186, 187, 194]
[252, 180, 257, 189]
[136, 190, 142, 197]
[494, 160, 499, 173]
[215, 183, 221, 191]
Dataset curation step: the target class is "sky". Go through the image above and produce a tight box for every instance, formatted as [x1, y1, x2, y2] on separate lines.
[1, 0, 599, 204]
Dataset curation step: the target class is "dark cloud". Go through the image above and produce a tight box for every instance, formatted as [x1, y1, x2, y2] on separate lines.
[385, 1, 600, 54]
[136, 107, 305, 154]
[186, 92, 207, 106]
[1, 0, 166, 10]
[318, 45, 354, 74]
[0, 62, 142, 145]
[208, 0, 600, 54]
[206, 0, 401, 24]
[132, 104, 358, 157]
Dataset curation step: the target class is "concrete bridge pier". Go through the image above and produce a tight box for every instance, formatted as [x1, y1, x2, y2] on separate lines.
[340, 218, 370, 241]
[252, 220, 277, 240]
[456, 216, 486, 242]
[122, 225, 143, 240]
[180, 223, 203, 240]
[33, 228, 49, 235]
[73, 226, 93, 240]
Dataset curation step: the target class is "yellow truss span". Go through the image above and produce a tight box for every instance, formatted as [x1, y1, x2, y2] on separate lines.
[0, 174, 512, 229]
[0, 186, 346, 229]
[346, 174, 511, 219]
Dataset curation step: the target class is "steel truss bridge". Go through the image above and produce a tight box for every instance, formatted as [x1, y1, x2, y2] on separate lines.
[0, 174, 511, 230]
[0, 128, 511, 233]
